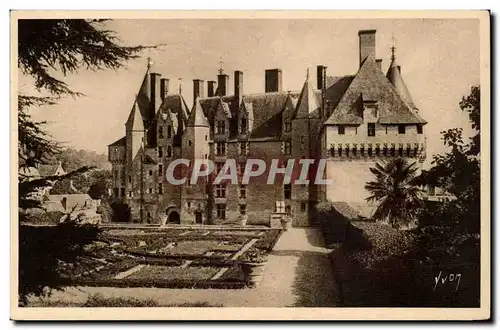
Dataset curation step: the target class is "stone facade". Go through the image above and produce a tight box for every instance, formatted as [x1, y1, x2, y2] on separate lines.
[108, 29, 427, 226]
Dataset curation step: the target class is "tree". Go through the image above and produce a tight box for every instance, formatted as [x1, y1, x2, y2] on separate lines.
[365, 158, 424, 229]
[417, 85, 480, 233]
[18, 19, 157, 214]
[17, 19, 158, 303]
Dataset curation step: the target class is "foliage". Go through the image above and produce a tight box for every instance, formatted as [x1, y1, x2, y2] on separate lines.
[239, 247, 268, 263]
[96, 200, 113, 222]
[417, 85, 480, 233]
[22, 211, 65, 225]
[18, 165, 94, 211]
[365, 158, 425, 229]
[341, 221, 415, 269]
[50, 168, 111, 198]
[17, 19, 158, 300]
[331, 87, 482, 307]
[46, 148, 110, 172]
[18, 221, 101, 305]
[29, 294, 224, 307]
[315, 201, 350, 247]
[18, 19, 159, 97]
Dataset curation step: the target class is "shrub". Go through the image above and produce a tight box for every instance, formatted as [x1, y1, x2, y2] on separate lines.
[316, 201, 350, 247]
[18, 222, 101, 305]
[22, 211, 65, 225]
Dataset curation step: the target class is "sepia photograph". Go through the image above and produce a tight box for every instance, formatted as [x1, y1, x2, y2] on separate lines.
[11, 10, 490, 320]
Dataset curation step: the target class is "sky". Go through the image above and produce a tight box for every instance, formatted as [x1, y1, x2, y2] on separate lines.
[21, 18, 480, 167]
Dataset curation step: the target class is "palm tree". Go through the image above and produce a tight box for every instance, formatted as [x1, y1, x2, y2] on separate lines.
[365, 158, 424, 229]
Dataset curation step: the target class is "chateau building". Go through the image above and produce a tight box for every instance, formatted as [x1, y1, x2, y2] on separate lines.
[108, 29, 427, 226]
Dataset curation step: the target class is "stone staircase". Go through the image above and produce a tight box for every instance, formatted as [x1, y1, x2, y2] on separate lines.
[269, 213, 284, 228]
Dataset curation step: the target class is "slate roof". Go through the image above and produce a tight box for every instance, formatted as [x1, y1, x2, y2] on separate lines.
[295, 74, 320, 119]
[38, 164, 63, 177]
[136, 68, 153, 124]
[158, 95, 190, 126]
[386, 58, 417, 110]
[125, 101, 145, 131]
[46, 194, 94, 210]
[108, 136, 126, 147]
[325, 55, 427, 125]
[187, 98, 209, 127]
[243, 92, 300, 138]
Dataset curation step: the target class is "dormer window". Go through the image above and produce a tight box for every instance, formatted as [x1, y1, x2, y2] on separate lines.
[398, 125, 406, 134]
[417, 124, 423, 134]
[240, 118, 247, 134]
[284, 119, 292, 132]
[338, 126, 345, 135]
[368, 123, 376, 137]
[363, 100, 379, 123]
[167, 126, 172, 138]
[158, 125, 164, 138]
[216, 120, 226, 134]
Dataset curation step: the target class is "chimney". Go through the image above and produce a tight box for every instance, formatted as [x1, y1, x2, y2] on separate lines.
[358, 29, 376, 67]
[265, 69, 282, 93]
[150, 73, 162, 118]
[234, 70, 244, 98]
[160, 78, 169, 101]
[207, 81, 216, 97]
[317, 65, 326, 90]
[217, 74, 229, 96]
[376, 59, 383, 71]
[193, 79, 205, 102]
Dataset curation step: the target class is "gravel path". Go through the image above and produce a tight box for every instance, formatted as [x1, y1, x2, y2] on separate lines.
[31, 228, 337, 307]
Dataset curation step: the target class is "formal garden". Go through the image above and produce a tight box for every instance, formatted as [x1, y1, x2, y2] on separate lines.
[19, 224, 283, 304]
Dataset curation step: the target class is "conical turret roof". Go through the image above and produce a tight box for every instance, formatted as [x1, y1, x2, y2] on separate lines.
[295, 69, 320, 119]
[125, 101, 145, 131]
[386, 48, 417, 110]
[187, 97, 209, 127]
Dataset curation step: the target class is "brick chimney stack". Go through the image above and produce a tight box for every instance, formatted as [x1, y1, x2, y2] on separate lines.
[160, 78, 169, 101]
[265, 69, 282, 93]
[207, 81, 216, 97]
[234, 70, 244, 99]
[217, 73, 229, 96]
[317, 65, 326, 90]
[358, 29, 376, 67]
[149, 73, 162, 119]
[193, 79, 205, 102]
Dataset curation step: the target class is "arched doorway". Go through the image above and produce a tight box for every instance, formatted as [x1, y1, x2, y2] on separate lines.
[195, 211, 202, 224]
[167, 210, 180, 224]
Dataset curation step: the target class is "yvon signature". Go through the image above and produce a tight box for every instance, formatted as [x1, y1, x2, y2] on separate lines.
[433, 271, 462, 292]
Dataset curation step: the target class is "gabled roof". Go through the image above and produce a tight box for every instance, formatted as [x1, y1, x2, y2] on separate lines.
[325, 55, 427, 125]
[240, 100, 254, 122]
[158, 94, 190, 125]
[295, 72, 320, 119]
[187, 98, 209, 127]
[38, 163, 63, 177]
[46, 194, 94, 210]
[125, 101, 145, 131]
[143, 154, 157, 165]
[216, 99, 232, 118]
[108, 136, 126, 147]
[244, 91, 300, 138]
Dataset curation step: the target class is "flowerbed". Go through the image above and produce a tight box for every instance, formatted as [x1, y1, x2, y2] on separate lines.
[53, 227, 283, 289]
[127, 265, 219, 281]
